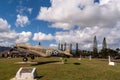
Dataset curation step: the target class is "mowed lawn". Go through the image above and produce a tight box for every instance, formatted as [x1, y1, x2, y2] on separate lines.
[0, 57, 120, 80]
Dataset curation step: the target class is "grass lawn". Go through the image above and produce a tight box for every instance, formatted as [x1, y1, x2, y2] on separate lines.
[0, 57, 120, 80]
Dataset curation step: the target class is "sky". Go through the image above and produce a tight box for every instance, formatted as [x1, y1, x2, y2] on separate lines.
[0, 0, 120, 50]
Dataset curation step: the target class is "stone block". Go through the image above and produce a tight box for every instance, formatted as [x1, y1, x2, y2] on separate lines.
[11, 67, 37, 80]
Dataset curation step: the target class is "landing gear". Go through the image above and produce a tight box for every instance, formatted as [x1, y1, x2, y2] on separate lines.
[23, 57, 28, 62]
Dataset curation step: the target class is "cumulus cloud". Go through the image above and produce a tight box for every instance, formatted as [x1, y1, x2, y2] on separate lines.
[37, 0, 120, 29]
[0, 18, 17, 42]
[49, 44, 57, 48]
[0, 31, 18, 41]
[0, 18, 11, 32]
[100, 0, 115, 5]
[54, 25, 120, 50]
[16, 6, 33, 14]
[100, 0, 110, 5]
[55, 29, 94, 50]
[51, 22, 73, 30]
[15, 31, 32, 43]
[27, 8, 33, 14]
[33, 32, 54, 41]
[15, 14, 30, 27]
[0, 18, 32, 46]
[36, 0, 120, 49]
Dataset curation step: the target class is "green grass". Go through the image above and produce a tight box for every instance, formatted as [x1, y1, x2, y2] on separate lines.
[0, 57, 120, 80]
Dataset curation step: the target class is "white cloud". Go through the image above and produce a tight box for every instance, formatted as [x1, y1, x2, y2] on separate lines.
[0, 18, 11, 32]
[0, 18, 32, 46]
[0, 18, 17, 43]
[36, 0, 120, 49]
[33, 32, 54, 41]
[16, 5, 33, 14]
[37, 0, 120, 29]
[15, 14, 30, 27]
[55, 29, 93, 50]
[28, 8, 33, 14]
[15, 31, 32, 43]
[100, 0, 110, 5]
[0, 31, 32, 46]
[0, 42, 14, 47]
[0, 31, 18, 41]
[49, 44, 57, 48]
[100, 0, 117, 5]
[50, 22, 73, 30]
[54, 25, 120, 50]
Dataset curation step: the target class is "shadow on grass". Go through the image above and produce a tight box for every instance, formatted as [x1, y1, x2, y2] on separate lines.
[32, 61, 60, 66]
[73, 62, 81, 65]
[35, 75, 43, 79]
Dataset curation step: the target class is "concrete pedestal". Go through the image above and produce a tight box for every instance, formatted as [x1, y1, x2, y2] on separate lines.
[11, 67, 37, 80]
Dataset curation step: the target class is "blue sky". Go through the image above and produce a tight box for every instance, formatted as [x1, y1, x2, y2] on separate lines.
[0, 0, 54, 46]
[0, 0, 120, 50]
[3, 2, 46, 28]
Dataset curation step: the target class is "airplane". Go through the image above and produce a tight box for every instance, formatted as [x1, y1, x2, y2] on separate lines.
[10, 43, 73, 58]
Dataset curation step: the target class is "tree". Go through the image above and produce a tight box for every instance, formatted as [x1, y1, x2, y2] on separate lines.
[107, 48, 117, 57]
[64, 42, 67, 51]
[99, 37, 108, 58]
[102, 37, 107, 50]
[69, 43, 72, 54]
[58, 43, 60, 50]
[93, 36, 98, 57]
[38, 42, 41, 46]
[99, 48, 108, 58]
[116, 48, 120, 53]
[100, 48, 117, 58]
[115, 48, 120, 59]
[61, 44, 64, 51]
[75, 43, 79, 57]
